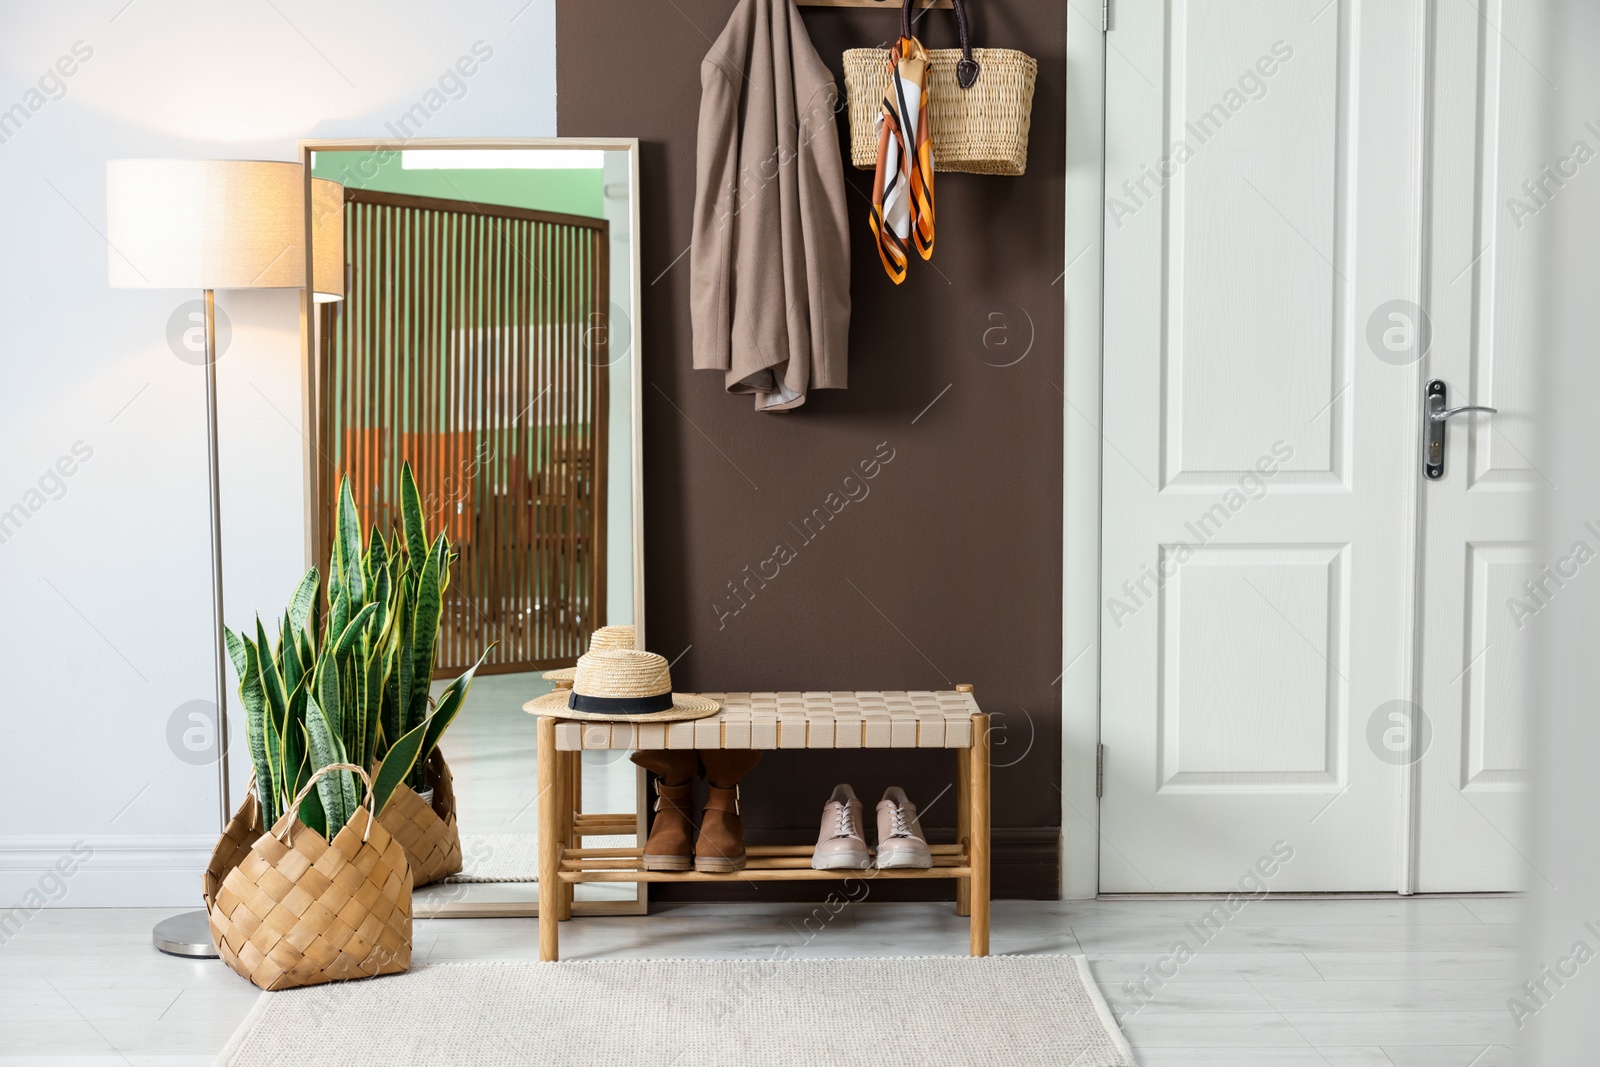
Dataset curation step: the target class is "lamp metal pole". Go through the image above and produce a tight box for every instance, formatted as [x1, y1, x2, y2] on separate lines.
[153, 288, 230, 958]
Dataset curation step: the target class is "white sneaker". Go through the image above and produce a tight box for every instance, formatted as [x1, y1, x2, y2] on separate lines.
[811, 784, 872, 870]
[875, 786, 932, 869]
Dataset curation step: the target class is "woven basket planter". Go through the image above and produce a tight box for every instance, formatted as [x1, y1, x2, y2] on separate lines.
[378, 748, 463, 887]
[203, 764, 413, 991]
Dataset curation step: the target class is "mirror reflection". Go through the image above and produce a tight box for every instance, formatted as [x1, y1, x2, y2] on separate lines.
[307, 141, 643, 912]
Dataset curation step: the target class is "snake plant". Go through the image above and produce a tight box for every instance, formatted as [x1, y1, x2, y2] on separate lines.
[226, 462, 491, 839]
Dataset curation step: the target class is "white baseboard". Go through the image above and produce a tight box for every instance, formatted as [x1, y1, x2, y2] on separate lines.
[0, 834, 214, 908]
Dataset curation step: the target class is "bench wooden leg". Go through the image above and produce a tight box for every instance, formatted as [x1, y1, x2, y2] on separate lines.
[955, 745, 972, 917]
[969, 712, 990, 957]
[558, 750, 576, 921]
[537, 715, 560, 961]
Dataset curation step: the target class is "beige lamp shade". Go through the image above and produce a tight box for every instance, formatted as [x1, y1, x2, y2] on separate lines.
[106, 159, 344, 301]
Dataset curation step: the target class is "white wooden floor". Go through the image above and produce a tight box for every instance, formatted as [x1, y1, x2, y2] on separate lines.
[0, 896, 1518, 1065]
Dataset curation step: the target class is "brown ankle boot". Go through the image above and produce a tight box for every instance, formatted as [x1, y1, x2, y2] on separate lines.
[642, 780, 694, 871]
[695, 785, 746, 873]
[631, 751, 699, 872]
[694, 750, 761, 874]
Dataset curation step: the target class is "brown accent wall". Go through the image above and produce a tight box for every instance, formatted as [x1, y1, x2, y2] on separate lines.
[557, 0, 1065, 899]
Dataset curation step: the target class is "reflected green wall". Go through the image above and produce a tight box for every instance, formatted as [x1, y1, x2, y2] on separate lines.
[310, 151, 603, 217]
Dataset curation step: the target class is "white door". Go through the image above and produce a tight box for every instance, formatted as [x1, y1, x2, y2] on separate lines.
[1098, 0, 1536, 893]
[1411, 0, 1538, 893]
[1098, 0, 1428, 891]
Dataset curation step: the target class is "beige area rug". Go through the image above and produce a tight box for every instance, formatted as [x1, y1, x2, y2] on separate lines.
[444, 833, 633, 883]
[214, 956, 1135, 1067]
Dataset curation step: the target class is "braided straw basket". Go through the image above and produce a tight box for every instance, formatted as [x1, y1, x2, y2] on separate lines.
[377, 749, 463, 887]
[844, 46, 1037, 176]
[204, 764, 413, 991]
[843, 0, 1036, 176]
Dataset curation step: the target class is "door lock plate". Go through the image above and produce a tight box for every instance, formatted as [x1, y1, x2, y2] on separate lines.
[1424, 379, 1447, 480]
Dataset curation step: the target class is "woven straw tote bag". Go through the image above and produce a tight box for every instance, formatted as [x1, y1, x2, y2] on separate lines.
[377, 748, 464, 887]
[204, 764, 413, 991]
[843, 0, 1037, 176]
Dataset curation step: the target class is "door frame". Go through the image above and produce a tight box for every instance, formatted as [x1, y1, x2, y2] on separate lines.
[1060, 5, 1106, 901]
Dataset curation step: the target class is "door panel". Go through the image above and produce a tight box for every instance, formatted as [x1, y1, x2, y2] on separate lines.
[1160, 4, 1341, 487]
[1100, 0, 1425, 891]
[1161, 545, 1346, 789]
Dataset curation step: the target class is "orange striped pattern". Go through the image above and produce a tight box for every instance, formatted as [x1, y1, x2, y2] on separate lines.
[870, 37, 936, 285]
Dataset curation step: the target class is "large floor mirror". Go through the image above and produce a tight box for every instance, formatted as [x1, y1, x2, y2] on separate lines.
[298, 138, 645, 916]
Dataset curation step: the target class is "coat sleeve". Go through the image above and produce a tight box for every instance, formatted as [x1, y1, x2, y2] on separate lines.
[690, 55, 743, 373]
[795, 80, 852, 390]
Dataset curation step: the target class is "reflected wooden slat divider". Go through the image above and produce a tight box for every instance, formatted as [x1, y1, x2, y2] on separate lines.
[317, 189, 609, 675]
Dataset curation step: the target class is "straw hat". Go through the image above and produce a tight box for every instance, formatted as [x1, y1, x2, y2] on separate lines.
[542, 625, 637, 688]
[524, 648, 719, 723]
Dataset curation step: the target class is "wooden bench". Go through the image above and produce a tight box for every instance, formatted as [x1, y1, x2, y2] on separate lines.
[535, 685, 991, 961]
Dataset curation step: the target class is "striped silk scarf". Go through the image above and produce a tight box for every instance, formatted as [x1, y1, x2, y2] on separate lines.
[870, 36, 935, 285]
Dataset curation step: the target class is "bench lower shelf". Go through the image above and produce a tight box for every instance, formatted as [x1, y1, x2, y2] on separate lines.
[558, 843, 972, 881]
[558, 867, 973, 882]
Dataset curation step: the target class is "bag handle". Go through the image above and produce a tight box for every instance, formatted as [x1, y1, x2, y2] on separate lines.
[272, 762, 377, 846]
[901, 0, 981, 89]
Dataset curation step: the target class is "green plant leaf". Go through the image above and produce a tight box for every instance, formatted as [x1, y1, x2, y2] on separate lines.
[281, 675, 307, 808]
[329, 580, 351, 650]
[352, 640, 371, 770]
[363, 643, 384, 770]
[335, 477, 366, 609]
[290, 723, 312, 797]
[418, 645, 493, 771]
[263, 698, 283, 822]
[295, 725, 326, 838]
[401, 461, 427, 567]
[407, 535, 445, 726]
[391, 580, 414, 740]
[224, 627, 247, 678]
[297, 630, 316, 679]
[236, 635, 277, 822]
[333, 601, 378, 659]
[316, 643, 343, 742]
[365, 524, 387, 587]
[255, 619, 289, 727]
[305, 698, 353, 838]
[287, 567, 320, 639]
[298, 786, 327, 837]
[383, 634, 405, 760]
[369, 563, 392, 638]
[280, 616, 305, 698]
[370, 719, 428, 816]
[342, 655, 361, 759]
[326, 549, 342, 619]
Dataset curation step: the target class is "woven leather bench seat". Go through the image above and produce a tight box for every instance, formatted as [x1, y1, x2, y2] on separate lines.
[552, 690, 981, 751]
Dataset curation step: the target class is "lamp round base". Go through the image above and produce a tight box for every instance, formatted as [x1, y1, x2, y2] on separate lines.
[153, 909, 218, 958]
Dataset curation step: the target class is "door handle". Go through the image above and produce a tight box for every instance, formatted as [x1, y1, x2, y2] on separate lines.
[1424, 379, 1496, 479]
[1429, 404, 1499, 422]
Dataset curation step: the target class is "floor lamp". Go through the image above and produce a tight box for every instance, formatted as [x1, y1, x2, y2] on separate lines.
[105, 160, 344, 957]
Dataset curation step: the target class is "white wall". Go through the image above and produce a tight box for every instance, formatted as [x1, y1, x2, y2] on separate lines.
[0, 0, 556, 908]
[1523, 2, 1600, 1059]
